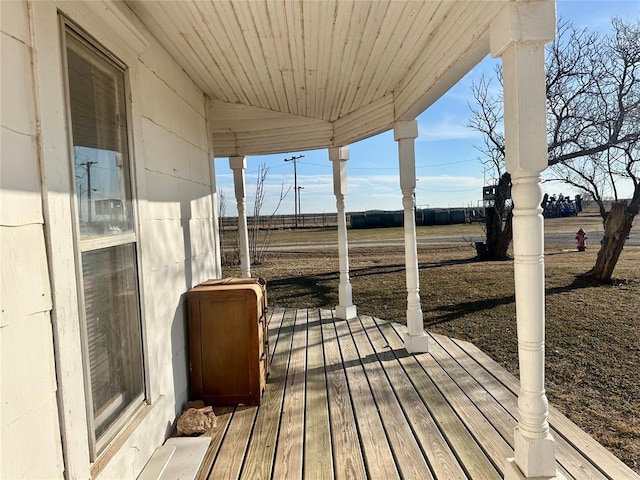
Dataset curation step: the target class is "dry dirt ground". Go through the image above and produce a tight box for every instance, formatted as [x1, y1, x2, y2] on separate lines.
[223, 214, 640, 473]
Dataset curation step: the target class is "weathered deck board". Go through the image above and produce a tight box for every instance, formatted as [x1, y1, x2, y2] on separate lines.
[267, 307, 285, 363]
[304, 308, 334, 480]
[347, 315, 434, 479]
[237, 308, 296, 480]
[359, 315, 467, 480]
[195, 309, 638, 480]
[271, 309, 307, 480]
[373, 318, 499, 479]
[333, 316, 401, 479]
[207, 406, 256, 479]
[389, 322, 513, 475]
[194, 406, 234, 480]
[452, 337, 640, 480]
[320, 309, 367, 480]
[432, 334, 603, 480]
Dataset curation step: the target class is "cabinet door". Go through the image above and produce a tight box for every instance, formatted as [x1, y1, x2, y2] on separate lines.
[197, 293, 259, 401]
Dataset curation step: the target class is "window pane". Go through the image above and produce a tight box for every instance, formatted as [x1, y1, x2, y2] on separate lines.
[66, 32, 133, 238]
[82, 244, 144, 439]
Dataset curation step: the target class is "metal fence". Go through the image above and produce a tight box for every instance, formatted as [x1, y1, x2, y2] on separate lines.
[220, 213, 340, 230]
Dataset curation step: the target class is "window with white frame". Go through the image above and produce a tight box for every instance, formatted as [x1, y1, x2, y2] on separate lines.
[63, 24, 145, 456]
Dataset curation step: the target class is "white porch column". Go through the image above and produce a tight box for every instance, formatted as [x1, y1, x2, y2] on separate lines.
[491, 2, 557, 478]
[394, 120, 429, 353]
[329, 146, 357, 320]
[229, 155, 251, 277]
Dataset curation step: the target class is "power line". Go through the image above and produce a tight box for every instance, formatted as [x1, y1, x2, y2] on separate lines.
[418, 158, 478, 168]
[416, 186, 480, 192]
[347, 157, 478, 170]
[230, 156, 479, 175]
[297, 161, 331, 169]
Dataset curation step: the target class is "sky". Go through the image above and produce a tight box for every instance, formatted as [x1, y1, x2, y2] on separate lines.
[214, 1, 640, 216]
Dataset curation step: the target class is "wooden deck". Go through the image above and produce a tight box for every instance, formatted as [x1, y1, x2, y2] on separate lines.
[195, 308, 638, 480]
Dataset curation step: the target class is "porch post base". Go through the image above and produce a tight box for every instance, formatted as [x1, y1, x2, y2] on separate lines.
[504, 458, 566, 480]
[403, 332, 429, 354]
[508, 429, 557, 478]
[335, 304, 357, 320]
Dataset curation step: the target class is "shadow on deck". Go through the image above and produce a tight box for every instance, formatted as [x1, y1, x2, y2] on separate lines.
[194, 308, 637, 480]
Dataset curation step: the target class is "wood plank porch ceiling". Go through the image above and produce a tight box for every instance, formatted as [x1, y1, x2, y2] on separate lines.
[195, 308, 638, 480]
[126, 0, 511, 156]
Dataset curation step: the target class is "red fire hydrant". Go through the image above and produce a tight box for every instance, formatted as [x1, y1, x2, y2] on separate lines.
[576, 228, 587, 252]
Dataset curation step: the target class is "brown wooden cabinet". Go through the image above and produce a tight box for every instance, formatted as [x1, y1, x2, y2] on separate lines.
[187, 278, 269, 406]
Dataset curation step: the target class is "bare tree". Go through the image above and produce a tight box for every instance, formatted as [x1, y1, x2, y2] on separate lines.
[468, 18, 639, 281]
[218, 188, 227, 264]
[468, 73, 512, 260]
[249, 163, 291, 265]
[217, 188, 241, 267]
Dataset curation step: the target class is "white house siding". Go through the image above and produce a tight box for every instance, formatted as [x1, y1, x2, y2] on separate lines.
[137, 37, 218, 410]
[1, 1, 220, 478]
[1, 1, 65, 479]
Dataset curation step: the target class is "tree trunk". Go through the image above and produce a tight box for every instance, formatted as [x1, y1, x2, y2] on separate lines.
[588, 201, 636, 282]
[476, 173, 513, 260]
[494, 208, 513, 259]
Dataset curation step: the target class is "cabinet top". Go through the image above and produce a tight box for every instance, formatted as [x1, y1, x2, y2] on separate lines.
[187, 277, 267, 305]
[198, 277, 266, 288]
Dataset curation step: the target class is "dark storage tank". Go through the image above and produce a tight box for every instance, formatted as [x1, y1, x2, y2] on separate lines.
[450, 209, 467, 224]
[422, 209, 435, 226]
[365, 212, 383, 228]
[434, 209, 451, 225]
[350, 214, 366, 229]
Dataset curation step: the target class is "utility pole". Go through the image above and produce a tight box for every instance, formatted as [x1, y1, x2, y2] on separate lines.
[296, 185, 304, 227]
[284, 155, 304, 228]
[80, 161, 97, 223]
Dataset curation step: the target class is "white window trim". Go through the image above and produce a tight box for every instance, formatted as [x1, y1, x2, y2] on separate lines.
[76, 233, 138, 253]
[29, 1, 151, 477]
